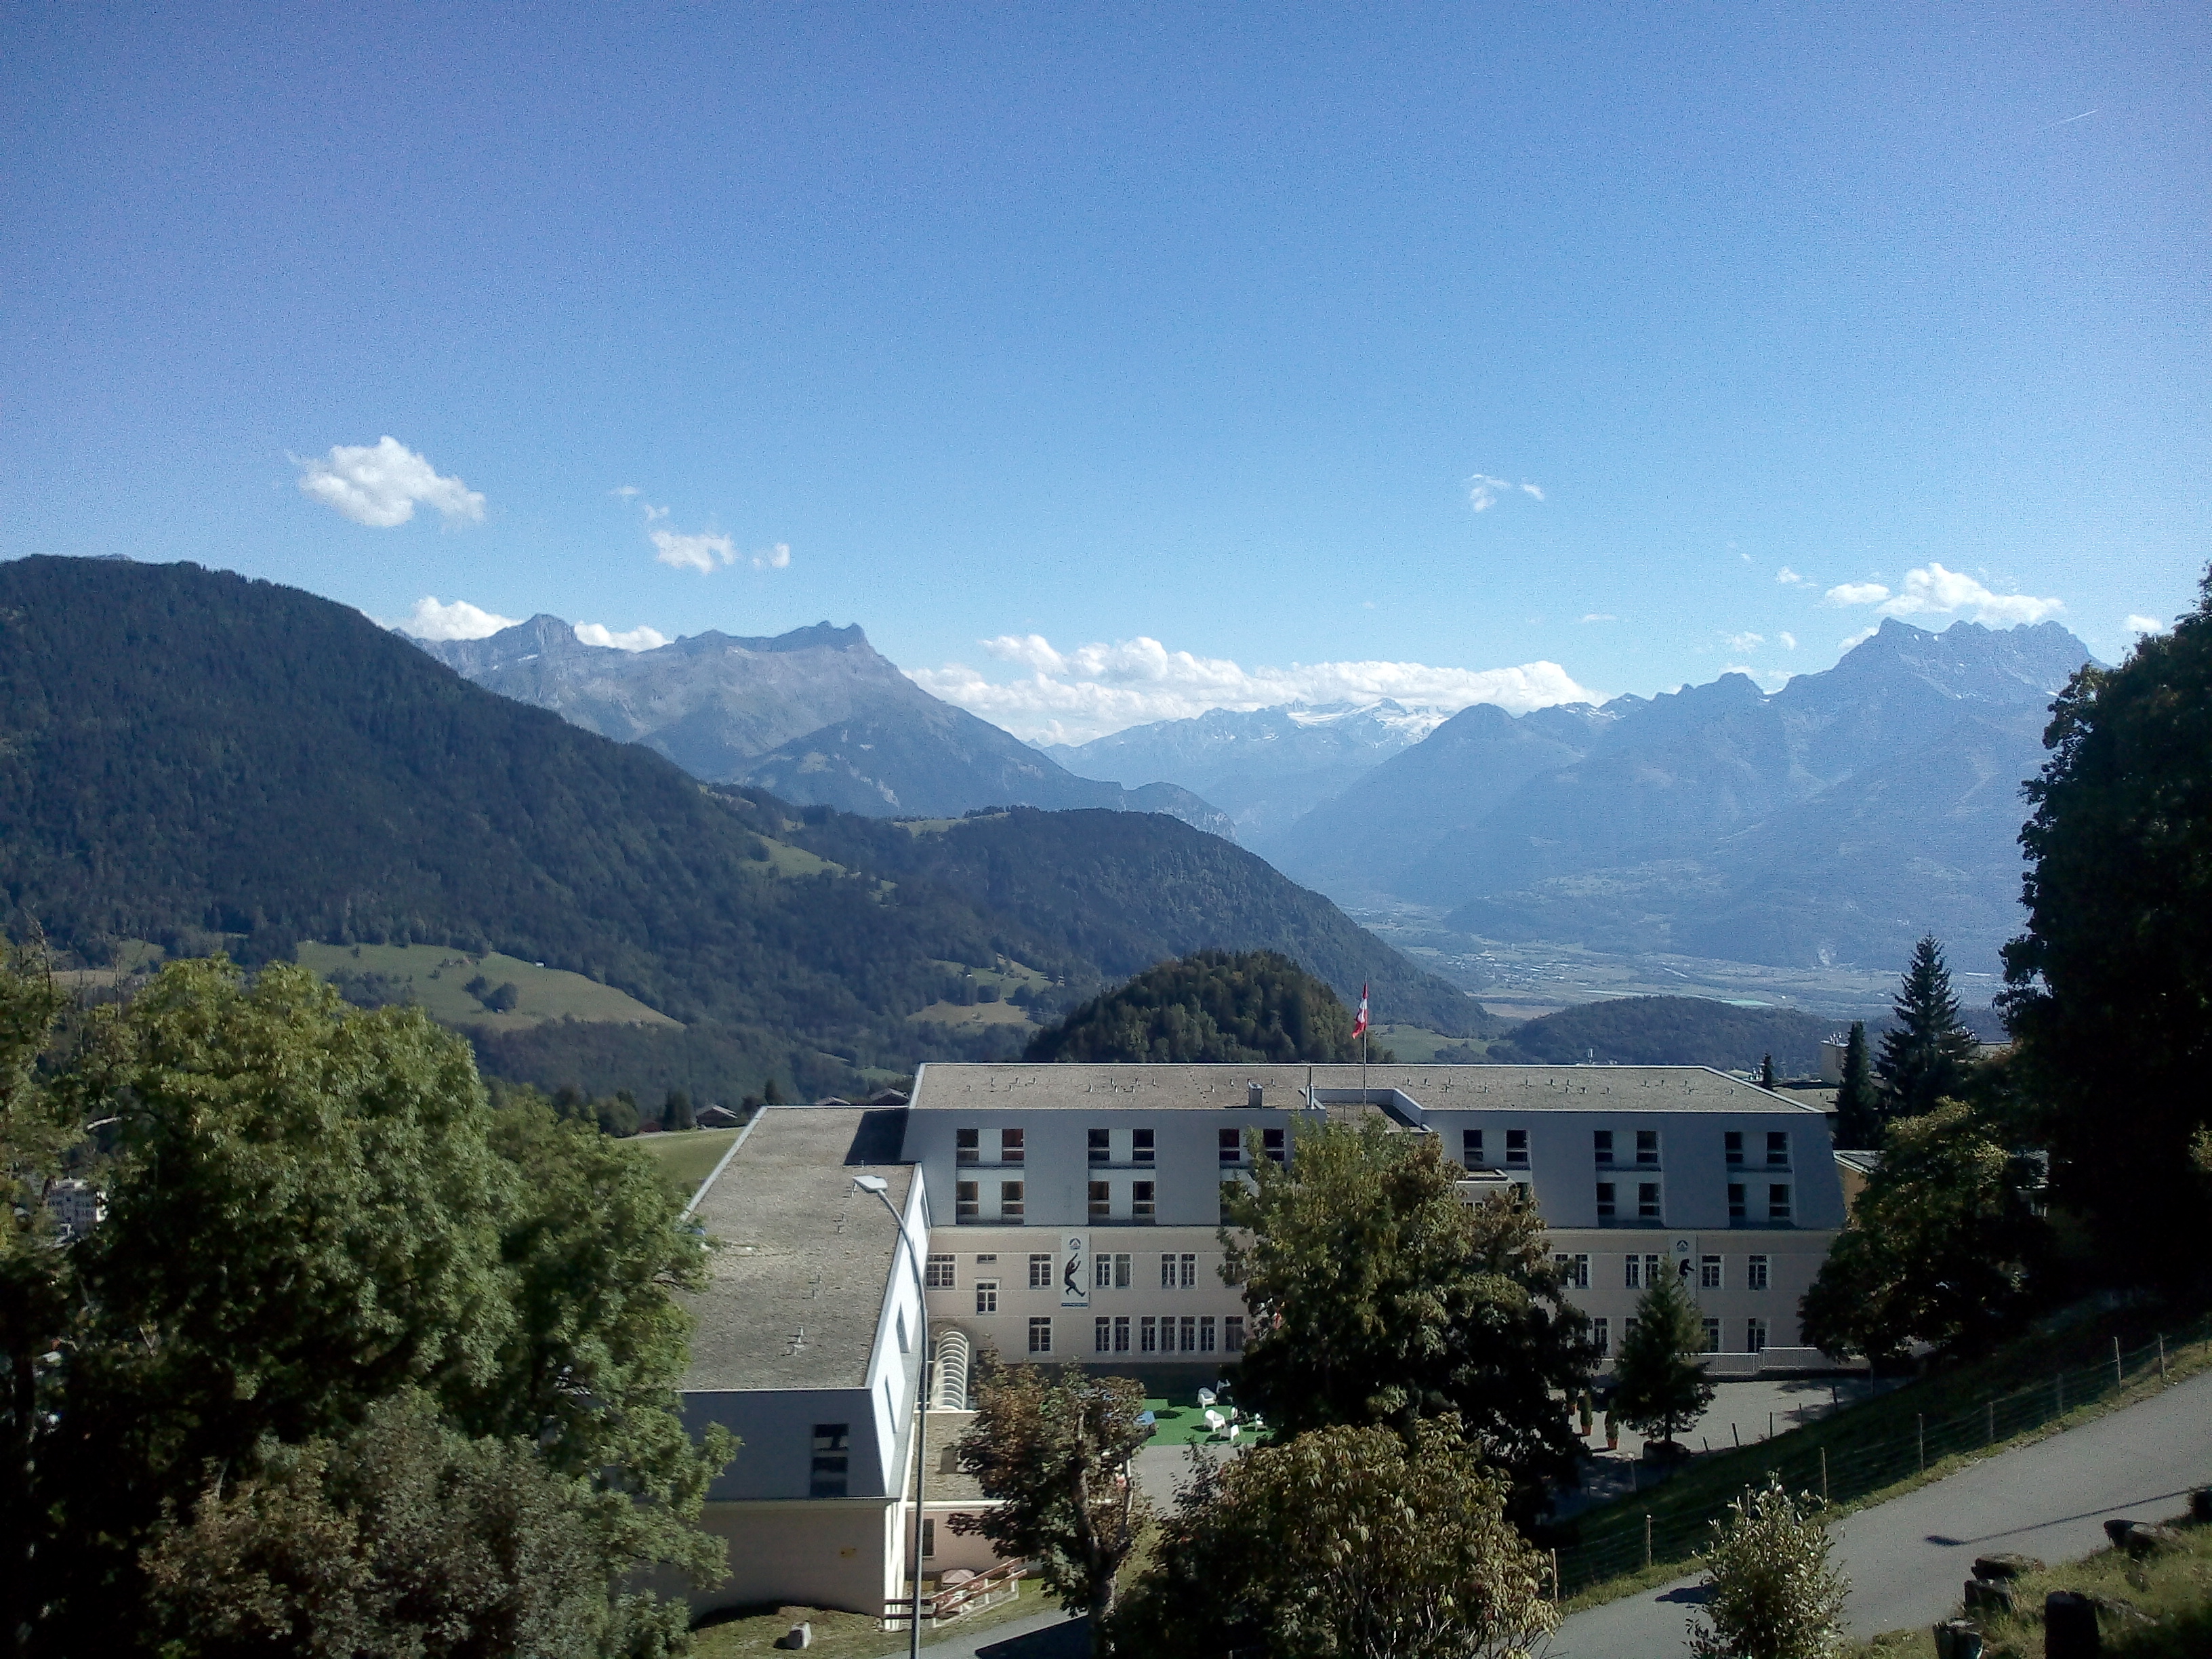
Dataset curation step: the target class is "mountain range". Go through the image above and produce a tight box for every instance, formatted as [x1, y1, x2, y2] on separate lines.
[415, 615, 1232, 835]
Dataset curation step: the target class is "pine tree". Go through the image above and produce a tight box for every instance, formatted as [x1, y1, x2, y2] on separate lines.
[1610, 1269, 1715, 1450]
[663, 1088, 695, 1131]
[1759, 1052, 1776, 1090]
[1831, 1021, 1879, 1148]
[1875, 935, 1980, 1124]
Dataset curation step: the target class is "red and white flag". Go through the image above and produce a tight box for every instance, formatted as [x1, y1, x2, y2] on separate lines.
[1351, 983, 1370, 1040]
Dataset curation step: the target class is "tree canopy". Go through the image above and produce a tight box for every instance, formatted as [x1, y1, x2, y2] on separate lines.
[1025, 949, 1361, 1063]
[1832, 1021, 1879, 1149]
[1875, 936, 1981, 1123]
[2002, 569, 2212, 1272]
[1610, 1270, 1715, 1447]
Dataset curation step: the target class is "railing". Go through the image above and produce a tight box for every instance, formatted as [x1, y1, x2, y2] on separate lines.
[1555, 1311, 2212, 1600]
[881, 1559, 1027, 1629]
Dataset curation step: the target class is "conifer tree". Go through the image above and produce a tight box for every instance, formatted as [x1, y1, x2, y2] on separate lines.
[1875, 936, 1979, 1122]
[1832, 1021, 1879, 1148]
[1610, 1269, 1714, 1450]
[1759, 1053, 1776, 1090]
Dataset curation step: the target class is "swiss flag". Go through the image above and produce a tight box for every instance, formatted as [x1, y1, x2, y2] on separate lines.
[1351, 983, 1370, 1040]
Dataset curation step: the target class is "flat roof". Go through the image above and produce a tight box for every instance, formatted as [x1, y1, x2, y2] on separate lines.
[909, 1063, 1823, 1115]
[680, 1105, 916, 1393]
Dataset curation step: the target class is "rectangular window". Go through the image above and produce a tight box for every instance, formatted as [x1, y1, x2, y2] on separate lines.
[974, 1280, 998, 1315]
[1095, 1252, 1112, 1289]
[1624, 1317, 1641, 1340]
[1200, 1316, 1216, 1352]
[1637, 1182, 1662, 1221]
[1179, 1253, 1197, 1289]
[956, 1181, 979, 1223]
[1225, 1315, 1246, 1353]
[1624, 1253, 1641, 1290]
[1160, 1254, 1176, 1289]
[1113, 1315, 1130, 1352]
[1095, 1315, 1112, 1353]
[1140, 1315, 1158, 1353]
[1596, 1182, 1616, 1221]
[926, 1253, 955, 1289]
[1766, 1131, 1790, 1166]
[1593, 1130, 1614, 1164]
[1132, 1128, 1155, 1165]
[1728, 1183, 1746, 1223]
[1768, 1183, 1793, 1223]
[1263, 1128, 1286, 1164]
[1089, 1181, 1111, 1222]
[1028, 1317, 1052, 1354]
[1000, 1181, 1024, 1223]
[1555, 1252, 1590, 1290]
[1700, 1255, 1723, 1290]
[1089, 1128, 1110, 1165]
[1113, 1252, 1132, 1289]
[975, 1253, 997, 1264]
[1746, 1317, 1768, 1353]
[1635, 1130, 1659, 1166]
[1725, 1130, 1744, 1166]
[1000, 1128, 1025, 1165]
[1179, 1315, 1197, 1352]
[809, 1424, 850, 1498]
[1219, 1128, 1243, 1164]
[956, 1128, 979, 1166]
[1029, 1253, 1052, 1289]
[1505, 1128, 1530, 1167]
[1132, 1181, 1155, 1221]
[1592, 1317, 1610, 1357]
[1746, 1254, 1770, 1291]
[922, 1517, 936, 1558]
[1701, 1318, 1721, 1354]
[1462, 1128, 1485, 1168]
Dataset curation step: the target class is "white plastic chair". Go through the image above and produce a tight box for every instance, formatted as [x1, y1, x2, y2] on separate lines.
[1197, 1388, 1216, 1409]
[1227, 1422, 1241, 1443]
[1204, 1408, 1225, 1437]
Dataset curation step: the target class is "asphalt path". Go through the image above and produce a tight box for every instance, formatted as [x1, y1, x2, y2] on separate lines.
[1553, 1366, 2212, 1657]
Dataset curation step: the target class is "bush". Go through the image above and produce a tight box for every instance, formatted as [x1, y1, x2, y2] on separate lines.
[1687, 1481, 1847, 1659]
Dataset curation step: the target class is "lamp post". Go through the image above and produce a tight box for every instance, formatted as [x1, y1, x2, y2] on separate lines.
[853, 1174, 927, 1659]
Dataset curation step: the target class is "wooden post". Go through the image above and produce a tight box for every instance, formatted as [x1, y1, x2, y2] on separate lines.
[2158, 1334, 2167, 1378]
[1645, 1513, 1654, 1570]
[1917, 1414, 1925, 1474]
[1820, 1446, 1829, 1504]
[1768, 1410, 1775, 1441]
[1552, 1549, 1560, 1603]
[2113, 1336, 2123, 1387]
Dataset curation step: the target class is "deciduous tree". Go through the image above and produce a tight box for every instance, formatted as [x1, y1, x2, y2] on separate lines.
[1687, 1481, 1847, 1659]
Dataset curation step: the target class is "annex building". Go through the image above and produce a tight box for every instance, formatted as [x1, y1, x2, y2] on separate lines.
[672, 1062, 1847, 1620]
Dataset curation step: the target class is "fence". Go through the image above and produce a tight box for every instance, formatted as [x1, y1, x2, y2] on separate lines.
[1554, 1311, 2212, 1599]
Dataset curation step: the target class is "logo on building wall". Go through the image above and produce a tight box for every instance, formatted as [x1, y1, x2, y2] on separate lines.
[1061, 1233, 1090, 1307]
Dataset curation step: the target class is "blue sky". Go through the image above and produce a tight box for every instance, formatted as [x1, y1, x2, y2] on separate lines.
[5, 3, 2205, 740]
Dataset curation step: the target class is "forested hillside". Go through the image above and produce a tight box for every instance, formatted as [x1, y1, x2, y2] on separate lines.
[1025, 950, 1362, 1063]
[0, 557, 1486, 1101]
[1490, 996, 1835, 1072]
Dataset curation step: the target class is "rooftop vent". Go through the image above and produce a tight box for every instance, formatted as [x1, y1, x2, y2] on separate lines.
[1248, 1082, 1263, 1109]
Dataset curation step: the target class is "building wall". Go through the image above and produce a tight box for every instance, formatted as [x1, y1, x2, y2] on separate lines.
[679, 1498, 901, 1617]
[685, 1385, 894, 1502]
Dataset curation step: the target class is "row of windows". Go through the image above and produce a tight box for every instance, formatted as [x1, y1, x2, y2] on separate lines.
[960, 1125, 1793, 1173]
[1591, 1316, 1776, 1357]
[962, 1253, 1205, 1311]
[1090, 1313, 1247, 1355]
[1593, 1183, 1794, 1225]
[1618, 1252, 1775, 1290]
[1463, 1128, 1792, 1172]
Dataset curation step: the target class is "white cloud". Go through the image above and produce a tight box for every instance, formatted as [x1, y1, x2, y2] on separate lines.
[1467, 474, 1543, 512]
[1723, 631, 1765, 652]
[1839, 626, 1879, 651]
[392, 596, 520, 640]
[2124, 614, 2166, 636]
[613, 485, 641, 499]
[1520, 483, 1545, 501]
[296, 437, 485, 528]
[575, 621, 671, 651]
[1822, 562, 2063, 626]
[651, 529, 737, 573]
[1778, 631, 1797, 650]
[1776, 567, 1809, 586]
[908, 634, 1602, 744]
[753, 541, 792, 570]
[1580, 613, 1618, 623]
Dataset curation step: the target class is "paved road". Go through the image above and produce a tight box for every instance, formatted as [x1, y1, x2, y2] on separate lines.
[1553, 1367, 2212, 1656]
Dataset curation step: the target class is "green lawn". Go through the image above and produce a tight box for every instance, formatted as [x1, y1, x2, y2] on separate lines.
[294, 941, 677, 1031]
[691, 1578, 1048, 1659]
[1366, 1023, 1494, 1062]
[635, 1127, 744, 1198]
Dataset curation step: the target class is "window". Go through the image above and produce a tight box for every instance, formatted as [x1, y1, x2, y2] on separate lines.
[810, 1424, 851, 1497]
[974, 1280, 998, 1315]
[922, 1517, 936, 1558]
[1746, 1317, 1768, 1353]
[956, 1128, 979, 1166]
[1200, 1316, 1216, 1352]
[1000, 1128, 1025, 1165]
[1724, 1130, 1744, 1167]
[1089, 1181, 1111, 1221]
[1132, 1181, 1155, 1221]
[1637, 1182, 1662, 1221]
[1626, 1252, 1662, 1289]
[1096, 1252, 1113, 1289]
[975, 1254, 997, 1264]
[1140, 1315, 1158, 1353]
[956, 1181, 979, 1223]
[1596, 1182, 1617, 1221]
[1160, 1254, 1177, 1289]
[1095, 1316, 1112, 1353]
[1701, 1318, 1721, 1354]
[1555, 1252, 1590, 1290]
[1746, 1254, 1770, 1291]
[1029, 1254, 1053, 1289]
[1263, 1128, 1286, 1164]
[1179, 1253, 1197, 1289]
[1220, 1128, 1243, 1164]
[1132, 1128, 1155, 1165]
[1028, 1317, 1052, 1354]
[1592, 1317, 1610, 1357]
[1000, 1181, 1024, 1223]
[1179, 1315, 1197, 1352]
[1767, 1132, 1790, 1167]
[1624, 1254, 1641, 1290]
[1624, 1317, 1640, 1340]
[1113, 1252, 1132, 1288]
[1114, 1315, 1130, 1352]
[1768, 1183, 1793, 1223]
[1700, 1255, 1723, 1290]
[1635, 1130, 1659, 1166]
[1593, 1130, 1614, 1165]
[1505, 1128, 1530, 1167]
[1225, 1315, 1246, 1353]
[1089, 1128, 1110, 1165]
[1462, 1128, 1485, 1168]
[926, 1253, 955, 1289]
[1728, 1183, 1746, 1223]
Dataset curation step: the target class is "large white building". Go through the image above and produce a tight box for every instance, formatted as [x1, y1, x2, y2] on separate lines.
[672, 1062, 1846, 1619]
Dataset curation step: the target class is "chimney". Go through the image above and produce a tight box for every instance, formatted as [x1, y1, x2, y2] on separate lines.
[1248, 1082, 1263, 1109]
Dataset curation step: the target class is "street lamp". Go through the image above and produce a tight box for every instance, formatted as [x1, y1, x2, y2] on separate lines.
[853, 1174, 927, 1659]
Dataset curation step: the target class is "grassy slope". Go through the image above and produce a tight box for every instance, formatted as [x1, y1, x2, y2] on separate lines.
[293, 942, 678, 1031]
[632, 1127, 744, 1197]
